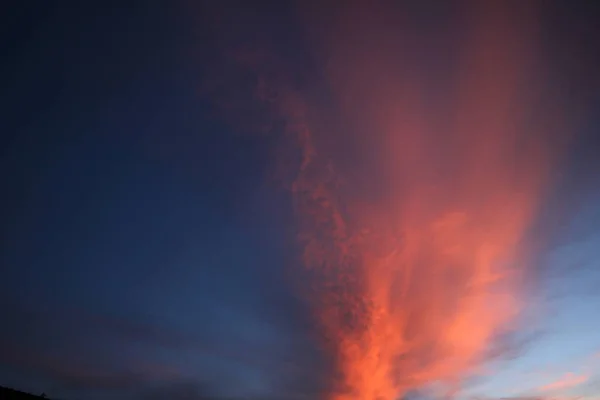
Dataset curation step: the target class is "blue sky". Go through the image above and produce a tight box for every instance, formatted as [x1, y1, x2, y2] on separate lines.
[463, 231, 600, 400]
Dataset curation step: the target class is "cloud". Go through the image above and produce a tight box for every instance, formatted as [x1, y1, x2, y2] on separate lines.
[539, 373, 590, 392]
[0, 290, 327, 400]
[0, 337, 184, 392]
[0, 298, 194, 397]
[482, 330, 546, 365]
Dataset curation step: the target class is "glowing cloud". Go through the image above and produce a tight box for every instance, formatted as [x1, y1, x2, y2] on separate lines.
[204, 1, 564, 399]
[276, 2, 558, 400]
[540, 373, 590, 392]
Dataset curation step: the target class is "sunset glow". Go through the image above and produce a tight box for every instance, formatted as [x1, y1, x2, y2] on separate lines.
[269, 2, 558, 400]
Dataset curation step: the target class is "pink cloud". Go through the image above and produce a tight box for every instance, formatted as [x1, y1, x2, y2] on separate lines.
[540, 373, 590, 392]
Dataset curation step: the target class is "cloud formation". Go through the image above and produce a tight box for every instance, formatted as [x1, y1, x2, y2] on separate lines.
[540, 374, 590, 392]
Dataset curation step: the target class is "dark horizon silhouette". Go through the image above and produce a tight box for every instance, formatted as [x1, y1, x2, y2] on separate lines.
[1, 386, 47, 399]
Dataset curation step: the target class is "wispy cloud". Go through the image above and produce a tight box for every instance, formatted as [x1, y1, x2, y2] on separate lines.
[540, 373, 590, 392]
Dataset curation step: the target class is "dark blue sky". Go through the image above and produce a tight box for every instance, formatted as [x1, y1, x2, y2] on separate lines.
[1, 2, 325, 399]
[1, 2, 600, 400]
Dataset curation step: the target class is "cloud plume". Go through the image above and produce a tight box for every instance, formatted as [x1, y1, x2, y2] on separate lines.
[202, 1, 568, 400]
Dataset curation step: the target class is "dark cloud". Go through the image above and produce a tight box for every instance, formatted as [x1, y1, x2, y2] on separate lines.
[482, 330, 547, 365]
[0, 295, 192, 353]
[0, 299, 185, 396]
[0, 277, 325, 399]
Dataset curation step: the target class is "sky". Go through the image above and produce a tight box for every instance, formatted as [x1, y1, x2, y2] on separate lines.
[1, 2, 600, 400]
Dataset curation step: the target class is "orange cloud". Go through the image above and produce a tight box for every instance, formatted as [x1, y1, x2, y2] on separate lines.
[278, 2, 558, 400]
[203, 1, 568, 399]
[540, 373, 590, 392]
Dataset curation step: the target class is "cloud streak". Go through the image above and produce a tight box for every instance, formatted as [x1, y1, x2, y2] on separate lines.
[540, 374, 590, 392]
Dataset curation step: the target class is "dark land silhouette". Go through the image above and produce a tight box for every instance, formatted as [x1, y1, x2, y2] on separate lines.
[0, 386, 49, 399]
